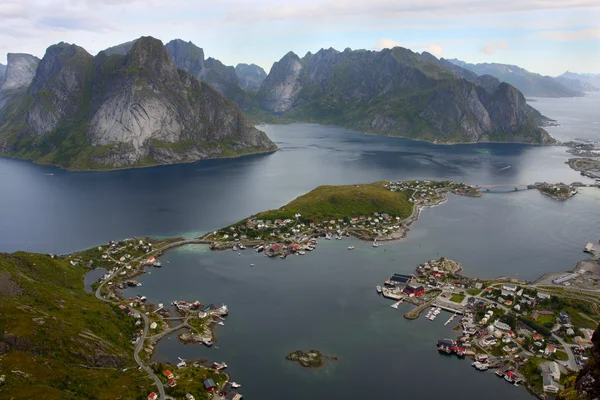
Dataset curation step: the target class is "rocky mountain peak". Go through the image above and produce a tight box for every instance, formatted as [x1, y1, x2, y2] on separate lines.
[0, 53, 40, 92]
[26, 42, 94, 135]
[235, 63, 267, 91]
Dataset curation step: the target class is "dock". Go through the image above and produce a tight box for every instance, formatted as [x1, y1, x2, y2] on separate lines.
[444, 313, 457, 326]
[432, 301, 465, 315]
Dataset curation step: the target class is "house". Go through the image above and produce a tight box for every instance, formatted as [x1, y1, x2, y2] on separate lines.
[503, 284, 517, 292]
[537, 292, 551, 300]
[167, 378, 177, 388]
[559, 311, 571, 325]
[148, 393, 158, 400]
[544, 345, 557, 356]
[204, 379, 217, 392]
[494, 320, 511, 331]
[533, 333, 544, 342]
[547, 361, 561, 380]
[403, 283, 425, 297]
[543, 373, 560, 393]
[185, 394, 195, 400]
[163, 370, 174, 379]
[505, 299, 513, 306]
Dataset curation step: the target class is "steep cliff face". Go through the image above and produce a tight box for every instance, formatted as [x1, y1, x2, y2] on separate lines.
[0, 53, 40, 110]
[235, 63, 267, 91]
[0, 63, 6, 81]
[26, 43, 94, 136]
[0, 37, 276, 169]
[257, 47, 553, 144]
[258, 51, 304, 113]
[165, 39, 253, 110]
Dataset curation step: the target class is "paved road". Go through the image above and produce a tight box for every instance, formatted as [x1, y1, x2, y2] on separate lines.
[94, 239, 203, 400]
[552, 333, 579, 371]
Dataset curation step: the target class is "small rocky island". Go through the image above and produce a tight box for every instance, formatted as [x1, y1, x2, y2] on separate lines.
[529, 182, 579, 200]
[286, 350, 337, 368]
[568, 158, 600, 179]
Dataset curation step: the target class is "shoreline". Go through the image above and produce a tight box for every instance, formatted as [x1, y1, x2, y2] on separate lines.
[0, 147, 278, 173]
[257, 122, 557, 147]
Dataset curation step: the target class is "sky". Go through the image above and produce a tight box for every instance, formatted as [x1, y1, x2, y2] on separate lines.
[0, 0, 599, 77]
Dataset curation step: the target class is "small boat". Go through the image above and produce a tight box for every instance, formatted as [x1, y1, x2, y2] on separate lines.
[255, 245, 264, 252]
[152, 260, 162, 267]
[348, 246, 355, 250]
[250, 263, 255, 267]
[298, 251, 306, 255]
[239, 244, 246, 250]
[231, 382, 241, 388]
[376, 285, 382, 293]
[232, 246, 238, 251]
[177, 357, 187, 368]
[139, 296, 147, 302]
[336, 235, 342, 240]
[203, 339, 213, 347]
[372, 240, 379, 247]
[218, 321, 224, 326]
[158, 303, 164, 309]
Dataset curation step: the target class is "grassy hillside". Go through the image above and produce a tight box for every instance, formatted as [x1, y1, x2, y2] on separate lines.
[256, 182, 414, 222]
[0, 252, 152, 399]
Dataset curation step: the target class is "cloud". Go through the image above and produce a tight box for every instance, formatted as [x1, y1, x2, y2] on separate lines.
[423, 44, 443, 57]
[374, 39, 401, 50]
[537, 28, 600, 41]
[480, 42, 510, 55]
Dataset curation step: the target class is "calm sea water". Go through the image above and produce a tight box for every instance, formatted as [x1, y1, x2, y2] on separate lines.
[1, 95, 599, 399]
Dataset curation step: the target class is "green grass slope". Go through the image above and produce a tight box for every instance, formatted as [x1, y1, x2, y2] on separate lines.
[256, 182, 414, 222]
[0, 252, 151, 400]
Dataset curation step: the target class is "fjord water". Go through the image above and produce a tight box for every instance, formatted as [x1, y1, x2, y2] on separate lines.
[1, 95, 599, 399]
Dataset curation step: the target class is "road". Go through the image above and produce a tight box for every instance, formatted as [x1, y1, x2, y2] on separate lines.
[94, 238, 204, 400]
[552, 333, 579, 371]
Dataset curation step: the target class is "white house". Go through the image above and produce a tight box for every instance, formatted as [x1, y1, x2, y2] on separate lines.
[542, 373, 559, 393]
[547, 361, 561, 380]
[502, 284, 517, 292]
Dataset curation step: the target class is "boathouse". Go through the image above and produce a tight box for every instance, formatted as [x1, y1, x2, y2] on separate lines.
[204, 379, 217, 392]
[404, 283, 424, 297]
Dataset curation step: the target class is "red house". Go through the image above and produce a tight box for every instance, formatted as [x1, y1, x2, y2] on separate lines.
[163, 370, 174, 379]
[404, 283, 425, 297]
[148, 393, 158, 400]
[204, 379, 217, 392]
[167, 378, 177, 388]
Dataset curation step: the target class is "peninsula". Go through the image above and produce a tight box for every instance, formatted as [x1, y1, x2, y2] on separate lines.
[376, 254, 600, 399]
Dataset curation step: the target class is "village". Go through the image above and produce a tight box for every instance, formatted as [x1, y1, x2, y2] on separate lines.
[529, 182, 580, 200]
[203, 180, 482, 258]
[70, 237, 245, 400]
[376, 253, 600, 398]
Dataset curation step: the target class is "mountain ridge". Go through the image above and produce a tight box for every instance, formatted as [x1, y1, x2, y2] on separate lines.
[447, 59, 585, 98]
[257, 47, 554, 144]
[0, 37, 276, 170]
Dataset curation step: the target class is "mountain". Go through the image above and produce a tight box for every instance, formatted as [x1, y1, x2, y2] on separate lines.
[164, 39, 253, 110]
[235, 63, 267, 91]
[0, 37, 276, 170]
[559, 324, 600, 400]
[558, 72, 600, 91]
[0, 63, 6, 80]
[554, 76, 599, 93]
[101, 39, 137, 56]
[0, 53, 40, 111]
[448, 59, 582, 98]
[257, 47, 554, 144]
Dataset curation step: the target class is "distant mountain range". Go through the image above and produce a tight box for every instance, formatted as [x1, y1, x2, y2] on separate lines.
[256, 47, 554, 144]
[557, 71, 600, 91]
[0, 37, 276, 170]
[447, 59, 598, 98]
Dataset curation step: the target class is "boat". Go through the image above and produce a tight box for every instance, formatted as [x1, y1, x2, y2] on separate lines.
[250, 263, 255, 267]
[203, 339, 213, 347]
[280, 254, 286, 259]
[336, 235, 342, 240]
[231, 382, 241, 388]
[218, 321, 225, 326]
[376, 285, 382, 293]
[232, 245, 238, 251]
[152, 260, 162, 267]
[158, 303, 163, 309]
[255, 245, 264, 252]
[212, 362, 228, 371]
[348, 246, 355, 250]
[298, 251, 305, 255]
[177, 357, 187, 368]
[495, 369, 505, 377]
[372, 240, 379, 247]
